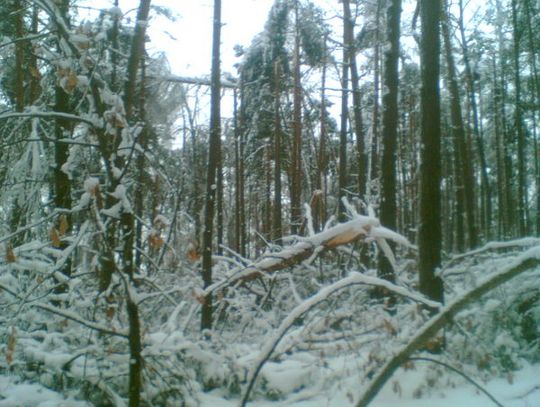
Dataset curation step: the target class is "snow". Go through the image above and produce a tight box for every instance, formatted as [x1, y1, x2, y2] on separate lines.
[194, 360, 540, 407]
[0, 376, 90, 407]
[82, 177, 99, 193]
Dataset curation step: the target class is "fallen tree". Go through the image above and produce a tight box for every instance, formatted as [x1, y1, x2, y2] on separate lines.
[203, 207, 412, 298]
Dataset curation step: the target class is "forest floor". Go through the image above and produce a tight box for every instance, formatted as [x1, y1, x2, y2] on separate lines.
[1, 360, 539, 406]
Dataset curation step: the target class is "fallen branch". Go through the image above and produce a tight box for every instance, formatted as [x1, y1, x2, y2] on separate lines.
[240, 272, 441, 406]
[205, 213, 412, 297]
[355, 245, 540, 407]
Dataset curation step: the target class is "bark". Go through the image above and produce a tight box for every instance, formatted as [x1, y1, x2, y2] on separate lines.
[378, 0, 402, 282]
[418, 0, 444, 303]
[201, 0, 222, 330]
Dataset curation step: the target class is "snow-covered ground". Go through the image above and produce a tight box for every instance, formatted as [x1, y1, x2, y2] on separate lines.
[198, 360, 540, 407]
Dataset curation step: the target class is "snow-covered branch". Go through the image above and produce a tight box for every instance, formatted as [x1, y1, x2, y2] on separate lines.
[152, 74, 238, 89]
[240, 272, 440, 406]
[35, 303, 129, 338]
[0, 111, 97, 127]
[205, 212, 413, 296]
[355, 245, 540, 407]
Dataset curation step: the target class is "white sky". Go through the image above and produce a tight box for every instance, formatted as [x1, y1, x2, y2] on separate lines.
[146, 0, 276, 78]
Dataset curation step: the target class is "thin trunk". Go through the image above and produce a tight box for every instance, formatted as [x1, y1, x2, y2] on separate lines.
[339, 0, 351, 221]
[234, 89, 241, 252]
[347, 16, 367, 201]
[13, 0, 24, 112]
[290, 1, 302, 234]
[53, 0, 72, 291]
[419, 0, 444, 304]
[370, 0, 382, 191]
[458, 0, 492, 239]
[201, 0, 222, 330]
[511, 0, 528, 235]
[273, 61, 283, 240]
[442, 1, 478, 249]
[316, 35, 328, 233]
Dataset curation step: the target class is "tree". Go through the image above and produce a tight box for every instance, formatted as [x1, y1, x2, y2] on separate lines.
[338, 0, 351, 222]
[418, 0, 444, 303]
[201, 0, 222, 330]
[378, 0, 402, 282]
[442, 0, 478, 250]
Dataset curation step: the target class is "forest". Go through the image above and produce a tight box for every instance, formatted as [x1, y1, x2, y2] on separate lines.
[0, 0, 539, 406]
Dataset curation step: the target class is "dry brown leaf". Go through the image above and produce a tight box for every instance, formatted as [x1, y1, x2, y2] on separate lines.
[106, 307, 115, 320]
[5, 244, 16, 263]
[50, 227, 61, 247]
[58, 214, 69, 236]
[65, 71, 78, 92]
[187, 245, 200, 262]
[5, 326, 16, 365]
[149, 233, 164, 250]
[192, 290, 206, 305]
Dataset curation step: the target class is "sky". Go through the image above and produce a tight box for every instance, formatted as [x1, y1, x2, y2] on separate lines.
[146, 0, 276, 78]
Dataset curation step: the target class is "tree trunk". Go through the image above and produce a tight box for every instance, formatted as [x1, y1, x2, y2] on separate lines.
[201, 0, 222, 330]
[347, 13, 367, 201]
[290, 1, 303, 234]
[370, 0, 382, 192]
[457, 0, 492, 240]
[273, 60, 283, 241]
[442, 0, 478, 249]
[418, 0, 444, 303]
[53, 0, 72, 290]
[511, 0, 528, 236]
[378, 0, 402, 282]
[13, 0, 24, 112]
[338, 0, 351, 222]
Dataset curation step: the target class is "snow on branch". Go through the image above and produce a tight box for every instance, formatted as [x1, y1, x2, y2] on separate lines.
[36, 303, 129, 338]
[240, 272, 441, 406]
[0, 111, 97, 127]
[442, 237, 540, 273]
[355, 245, 540, 407]
[204, 208, 413, 297]
[152, 74, 238, 89]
